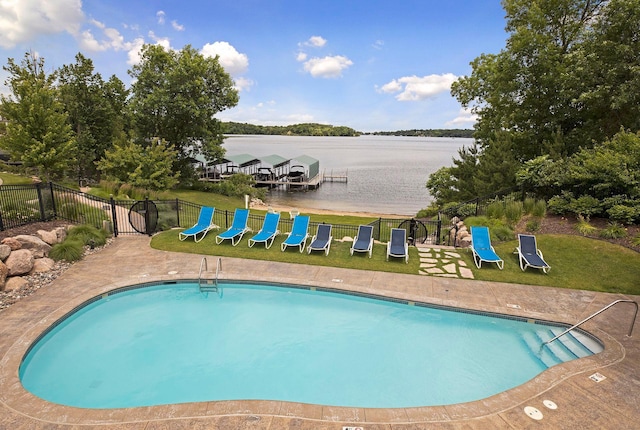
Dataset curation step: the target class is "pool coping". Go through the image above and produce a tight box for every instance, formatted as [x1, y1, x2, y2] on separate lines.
[0, 236, 638, 428]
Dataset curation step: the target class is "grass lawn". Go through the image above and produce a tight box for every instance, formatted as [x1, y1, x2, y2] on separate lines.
[151, 230, 640, 296]
[0, 172, 34, 185]
[152, 228, 422, 274]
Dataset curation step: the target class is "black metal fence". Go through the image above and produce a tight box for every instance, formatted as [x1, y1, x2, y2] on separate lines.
[0, 182, 444, 244]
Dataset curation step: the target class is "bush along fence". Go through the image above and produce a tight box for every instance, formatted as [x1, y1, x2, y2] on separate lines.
[0, 182, 445, 244]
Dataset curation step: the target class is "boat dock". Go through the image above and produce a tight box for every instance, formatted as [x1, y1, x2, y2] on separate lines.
[323, 169, 348, 183]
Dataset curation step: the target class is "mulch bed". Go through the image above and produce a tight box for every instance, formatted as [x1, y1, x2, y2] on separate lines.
[516, 215, 640, 253]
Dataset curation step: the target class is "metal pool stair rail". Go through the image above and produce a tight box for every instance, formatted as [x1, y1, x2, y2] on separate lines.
[543, 300, 638, 346]
[198, 257, 222, 292]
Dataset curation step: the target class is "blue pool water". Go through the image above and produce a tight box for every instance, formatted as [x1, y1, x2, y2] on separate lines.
[20, 282, 600, 409]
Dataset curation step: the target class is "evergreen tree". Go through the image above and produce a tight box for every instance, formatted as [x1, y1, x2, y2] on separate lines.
[0, 52, 76, 180]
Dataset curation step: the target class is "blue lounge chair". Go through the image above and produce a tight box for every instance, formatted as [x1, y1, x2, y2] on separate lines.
[215, 208, 250, 246]
[350, 225, 374, 258]
[386, 228, 408, 263]
[470, 226, 504, 269]
[515, 234, 551, 273]
[307, 224, 333, 256]
[178, 206, 216, 242]
[281, 215, 310, 252]
[248, 212, 281, 249]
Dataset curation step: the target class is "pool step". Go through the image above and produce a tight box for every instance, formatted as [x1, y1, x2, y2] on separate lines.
[522, 328, 602, 369]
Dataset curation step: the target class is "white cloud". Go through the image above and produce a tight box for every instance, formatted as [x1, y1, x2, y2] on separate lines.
[171, 20, 184, 31]
[0, 0, 84, 48]
[156, 11, 166, 25]
[148, 31, 172, 51]
[126, 37, 146, 65]
[79, 20, 131, 52]
[372, 40, 384, 50]
[377, 73, 458, 101]
[307, 36, 326, 47]
[233, 76, 255, 92]
[303, 55, 353, 78]
[201, 41, 249, 75]
[296, 52, 307, 62]
[446, 107, 478, 126]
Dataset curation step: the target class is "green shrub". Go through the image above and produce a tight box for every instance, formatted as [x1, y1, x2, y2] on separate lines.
[575, 215, 598, 236]
[523, 197, 536, 214]
[532, 200, 547, 218]
[67, 224, 108, 246]
[570, 195, 601, 218]
[504, 201, 524, 226]
[463, 216, 514, 242]
[49, 239, 84, 262]
[599, 222, 627, 239]
[485, 201, 505, 219]
[492, 225, 515, 242]
[526, 218, 541, 232]
[632, 234, 640, 247]
[548, 193, 573, 215]
[607, 205, 639, 225]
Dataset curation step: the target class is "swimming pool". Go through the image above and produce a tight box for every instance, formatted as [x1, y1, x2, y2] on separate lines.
[20, 281, 602, 409]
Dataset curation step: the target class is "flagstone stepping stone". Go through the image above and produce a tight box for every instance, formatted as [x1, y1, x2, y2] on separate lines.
[420, 263, 437, 269]
[434, 274, 459, 278]
[460, 267, 474, 279]
[443, 263, 457, 273]
[459, 260, 467, 267]
[426, 267, 444, 274]
[445, 252, 461, 258]
[420, 258, 439, 263]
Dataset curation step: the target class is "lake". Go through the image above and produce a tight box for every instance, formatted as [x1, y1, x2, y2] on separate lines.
[222, 135, 470, 216]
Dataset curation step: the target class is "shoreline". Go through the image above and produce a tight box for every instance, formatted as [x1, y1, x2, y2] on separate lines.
[250, 201, 413, 219]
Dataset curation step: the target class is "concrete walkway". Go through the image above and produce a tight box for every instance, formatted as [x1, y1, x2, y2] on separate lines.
[0, 236, 638, 429]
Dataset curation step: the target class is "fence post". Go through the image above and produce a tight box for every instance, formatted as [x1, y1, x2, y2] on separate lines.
[35, 182, 47, 221]
[436, 213, 442, 245]
[144, 197, 151, 236]
[175, 198, 180, 227]
[110, 196, 119, 237]
[48, 182, 59, 220]
[376, 217, 381, 241]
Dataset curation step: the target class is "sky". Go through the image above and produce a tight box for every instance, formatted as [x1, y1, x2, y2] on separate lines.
[0, 0, 509, 133]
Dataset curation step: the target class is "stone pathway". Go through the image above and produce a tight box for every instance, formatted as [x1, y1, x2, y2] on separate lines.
[416, 245, 474, 279]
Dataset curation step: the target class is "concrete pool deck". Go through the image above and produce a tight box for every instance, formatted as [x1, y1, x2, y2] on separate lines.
[0, 236, 638, 429]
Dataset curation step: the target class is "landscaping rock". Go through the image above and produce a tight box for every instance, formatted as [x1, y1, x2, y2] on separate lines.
[4, 276, 28, 292]
[54, 227, 68, 243]
[36, 229, 59, 245]
[5, 249, 34, 276]
[0, 262, 8, 291]
[13, 235, 52, 258]
[31, 257, 55, 273]
[1, 237, 22, 251]
[0, 244, 11, 261]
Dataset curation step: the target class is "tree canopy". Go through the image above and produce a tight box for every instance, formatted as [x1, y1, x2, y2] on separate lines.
[128, 44, 239, 178]
[430, 0, 640, 221]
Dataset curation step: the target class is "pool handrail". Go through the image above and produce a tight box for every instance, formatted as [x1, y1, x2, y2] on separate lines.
[543, 299, 637, 345]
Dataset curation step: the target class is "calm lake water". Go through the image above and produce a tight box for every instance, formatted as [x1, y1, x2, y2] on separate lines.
[222, 135, 470, 216]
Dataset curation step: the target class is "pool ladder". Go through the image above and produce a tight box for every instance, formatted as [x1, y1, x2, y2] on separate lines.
[199, 257, 222, 292]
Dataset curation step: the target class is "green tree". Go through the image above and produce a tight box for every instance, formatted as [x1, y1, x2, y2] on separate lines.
[57, 53, 129, 183]
[96, 137, 179, 190]
[452, 0, 607, 160]
[0, 52, 76, 180]
[128, 44, 238, 180]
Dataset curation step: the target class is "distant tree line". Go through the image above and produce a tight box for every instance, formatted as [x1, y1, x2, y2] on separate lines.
[366, 129, 474, 138]
[223, 121, 360, 137]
